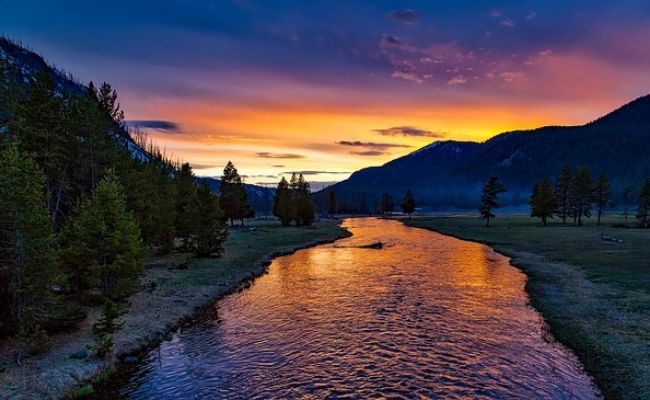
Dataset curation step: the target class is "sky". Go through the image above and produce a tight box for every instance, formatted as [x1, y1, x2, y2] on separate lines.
[3, 1, 650, 188]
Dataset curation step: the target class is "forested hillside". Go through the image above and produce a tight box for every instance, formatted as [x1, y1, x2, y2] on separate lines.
[320, 95, 650, 211]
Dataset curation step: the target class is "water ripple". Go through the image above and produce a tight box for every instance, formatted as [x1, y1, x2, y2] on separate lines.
[106, 218, 600, 399]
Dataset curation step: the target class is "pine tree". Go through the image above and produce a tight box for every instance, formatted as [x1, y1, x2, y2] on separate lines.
[220, 161, 252, 226]
[273, 177, 292, 226]
[0, 144, 59, 335]
[593, 174, 612, 226]
[62, 170, 145, 299]
[381, 193, 395, 216]
[637, 179, 650, 229]
[295, 174, 315, 225]
[11, 71, 71, 227]
[175, 163, 198, 250]
[195, 184, 228, 257]
[401, 189, 416, 218]
[529, 178, 556, 226]
[479, 176, 507, 227]
[327, 190, 337, 216]
[570, 167, 593, 226]
[555, 165, 573, 224]
[621, 186, 634, 226]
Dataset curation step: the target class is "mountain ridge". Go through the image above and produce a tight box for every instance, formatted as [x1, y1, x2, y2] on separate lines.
[318, 94, 650, 211]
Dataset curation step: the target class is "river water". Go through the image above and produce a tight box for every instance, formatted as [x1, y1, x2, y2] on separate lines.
[103, 218, 600, 399]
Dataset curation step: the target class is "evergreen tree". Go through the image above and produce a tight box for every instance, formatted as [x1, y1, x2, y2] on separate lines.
[570, 167, 593, 226]
[479, 176, 507, 227]
[0, 144, 59, 335]
[401, 190, 416, 218]
[637, 179, 650, 229]
[175, 163, 198, 250]
[381, 193, 395, 216]
[593, 174, 612, 226]
[195, 184, 228, 257]
[11, 72, 71, 227]
[529, 178, 556, 226]
[621, 186, 634, 226]
[220, 161, 252, 226]
[295, 174, 315, 225]
[327, 190, 337, 216]
[273, 177, 293, 226]
[62, 171, 145, 299]
[555, 165, 573, 224]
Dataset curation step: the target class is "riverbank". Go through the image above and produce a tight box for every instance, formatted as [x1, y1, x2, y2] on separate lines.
[0, 219, 350, 400]
[403, 215, 650, 400]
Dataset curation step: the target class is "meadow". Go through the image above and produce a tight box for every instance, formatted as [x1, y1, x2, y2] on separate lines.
[405, 215, 650, 400]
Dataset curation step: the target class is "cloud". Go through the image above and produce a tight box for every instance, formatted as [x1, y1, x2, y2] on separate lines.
[337, 140, 411, 150]
[350, 150, 385, 156]
[526, 12, 537, 21]
[500, 18, 516, 28]
[374, 126, 446, 138]
[283, 170, 350, 175]
[256, 152, 304, 159]
[271, 164, 285, 168]
[190, 163, 218, 169]
[381, 34, 402, 46]
[387, 9, 420, 24]
[447, 75, 468, 85]
[126, 120, 180, 132]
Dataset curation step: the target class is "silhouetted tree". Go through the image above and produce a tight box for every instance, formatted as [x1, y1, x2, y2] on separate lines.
[381, 193, 395, 216]
[295, 174, 315, 225]
[637, 179, 650, 228]
[529, 178, 556, 226]
[554, 165, 573, 224]
[480, 176, 507, 227]
[621, 186, 634, 226]
[220, 161, 252, 226]
[570, 167, 593, 226]
[194, 184, 228, 257]
[273, 177, 292, 226]
[401, 189, 416, 218]
[327, 189, 337, 216]
[593, 174, 612, 226]
[175, 163, 198, 250]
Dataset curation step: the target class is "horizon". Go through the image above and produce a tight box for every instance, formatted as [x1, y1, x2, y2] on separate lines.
[3, 1, 650, 186]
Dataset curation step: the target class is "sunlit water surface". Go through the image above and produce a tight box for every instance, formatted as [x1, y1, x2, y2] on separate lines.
[105, 218, 600, 399]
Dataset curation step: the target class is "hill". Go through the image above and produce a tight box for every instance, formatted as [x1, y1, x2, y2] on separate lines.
[319, 96, 650, 211]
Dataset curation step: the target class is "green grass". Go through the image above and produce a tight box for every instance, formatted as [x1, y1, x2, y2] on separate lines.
[405, 215, 650, 400]
[1, 219, 349, 400]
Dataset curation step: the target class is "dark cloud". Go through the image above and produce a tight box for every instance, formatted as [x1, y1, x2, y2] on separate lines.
[337, 140, 411, 150]
[283, 170, 350, 175]
[256, 152, 304, 159]
[374, 126, 446, 138]
[190, 163, 218, 169]
[127, 120, 180, 132]
[271, 164, 285, 168]
[350, 150, 385, 156]
[381, 34, 402, 46]
[387, 9, 420, 24]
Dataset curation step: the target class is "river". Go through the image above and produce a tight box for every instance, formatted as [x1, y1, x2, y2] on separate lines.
[100, 218, 600, 399]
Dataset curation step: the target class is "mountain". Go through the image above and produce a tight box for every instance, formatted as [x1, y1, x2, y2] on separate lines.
[199, 177, 275, 215]
[319, 95, 650, 211]
[0, 36, 155, 163]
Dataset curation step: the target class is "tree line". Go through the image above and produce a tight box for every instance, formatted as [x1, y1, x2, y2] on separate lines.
[0, 62, 250, 356]
[324, 188, 416, 218]
[479, 165, 650, 228]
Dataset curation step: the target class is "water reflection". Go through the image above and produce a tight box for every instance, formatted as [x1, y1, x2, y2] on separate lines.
[107, 218, 600, 399]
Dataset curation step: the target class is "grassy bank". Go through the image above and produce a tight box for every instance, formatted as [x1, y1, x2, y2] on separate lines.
[404, 215, 650, 400]
[0, 219, 350, 400]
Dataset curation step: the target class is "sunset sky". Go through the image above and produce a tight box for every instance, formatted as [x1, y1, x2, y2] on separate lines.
[3, 1, 650, 188]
